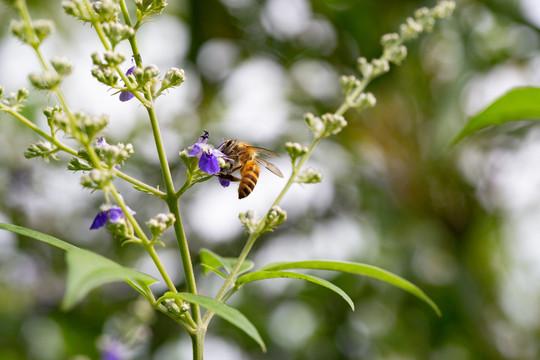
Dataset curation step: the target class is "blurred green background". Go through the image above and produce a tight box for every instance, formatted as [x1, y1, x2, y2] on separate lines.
[2, 0, 540, 359]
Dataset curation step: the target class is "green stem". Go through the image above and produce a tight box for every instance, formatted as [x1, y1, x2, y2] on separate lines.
[118, 0, 201, 325]
[114, 169, 166, 198]
[0, 107, 79, 157]
[271, 137, 321, 208]
[202, 231, 259, 327]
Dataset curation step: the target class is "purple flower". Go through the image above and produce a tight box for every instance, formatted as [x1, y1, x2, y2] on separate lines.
[119, 66, 135, 102]
[187, 131, 226, 175]
[100, 337, 126, 360]
[218, 177, 230, 187]
[90, 205, 135, 230]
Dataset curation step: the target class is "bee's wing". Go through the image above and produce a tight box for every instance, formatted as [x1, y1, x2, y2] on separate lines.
[257, 158, 284, 178]
[249, 146, 280, 158]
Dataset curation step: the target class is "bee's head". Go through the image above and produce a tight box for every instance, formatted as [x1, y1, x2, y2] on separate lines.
[219, 139, 237, 154]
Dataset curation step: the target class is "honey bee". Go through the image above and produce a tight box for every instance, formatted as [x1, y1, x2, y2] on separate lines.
[218, 139, 284, 199]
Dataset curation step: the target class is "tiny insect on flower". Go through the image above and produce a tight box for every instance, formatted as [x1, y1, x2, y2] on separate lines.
[119, 66, 135, 102]
[90, 205, 135, 230]
[187, 131, 226, 175]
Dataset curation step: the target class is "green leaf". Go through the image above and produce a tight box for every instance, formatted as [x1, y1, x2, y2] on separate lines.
[63, 249, 157, 310]
[454, 87, 540, 144]
[200, 248, 254, 276]
[0, 222, 78, 251]
[259, 260, 441, 316]
[0, 222, 158, 309]
[162, 292, 266, 352]
[237, 270, 355, 311]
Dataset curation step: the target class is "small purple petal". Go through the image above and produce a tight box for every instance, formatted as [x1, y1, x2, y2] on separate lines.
[90, 211, 109, 230]
[97, 137, 107, 148]
[108, 207, 124, 223]
[199, 153, 220, 174]
[125, 66, 135, 76]
[218, 177, 230, 187]
[198, 130, 209, 144]
[119, 91, 134, 102]
[187, 143, 202, 157]
[212, 148, 226, 158]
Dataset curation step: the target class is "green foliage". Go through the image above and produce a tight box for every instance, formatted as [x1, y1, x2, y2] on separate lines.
[260, 260, 441, 316]
[161, 292, 266, 352]
[0, 223, 158, 310]
[200, 248, 254, 278]
[237, 270, 355, 311]
[454, 87, 540, 143]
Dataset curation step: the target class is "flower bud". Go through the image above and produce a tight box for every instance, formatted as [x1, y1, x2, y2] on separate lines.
[161, 67, 185, 89]
[380, 33, 399, 48]
[239, 210, 260, 233]
[33, 19, 55, 43]
[91, 66, 118, 86]
[24, 141, 58, 162]
[340, 75, 361, 95]
[371, 59, 389, 77]
[304, 112, 325, 138]
[81, 169, 114, 189]
[285, 142, 308, 162]
[29, 71, 62, 90]
[388, 45, 407, 65]
[62, 0, 93, 22]
[400, 17, 423, 40]
[51, 57, 73, 76]
[433, 1, 456, 19]
[295, 168, 323, 184]
[103, 51, 126, 66]
[92, 0, 119, 22]
[357, 57, 373, 79]
[321, 113, 347, 136]
[102, 22, 135, 48]
[264, 206, 287, 231]
[146, 213, 175, 238]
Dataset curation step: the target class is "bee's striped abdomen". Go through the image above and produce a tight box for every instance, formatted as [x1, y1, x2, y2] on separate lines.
[238, 161, 259, 199]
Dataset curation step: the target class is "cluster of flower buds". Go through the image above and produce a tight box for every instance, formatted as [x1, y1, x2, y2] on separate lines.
[305, 112, 347, 139]
[155, 67, 186, 98]
[96, 137, 134, 169]
[285, 142, 308, 163]
[91, 51, 126, 87]
[102, 22, 135, 49]
[10, 18, 54, 47]
[263, 206, 287, 232]
[239, 206, 288, 234]
[28, 71, 62, 91]
[24, 140, 58, 163]
[239, 210, 260, 234]
[0, 87, 29, 112]
[63, 0, 119, 23]
[294, 168, 323, 184]
[135, 0, 168, 25]
[28, 57, 74, 92]
[51, 110, 109, 145]
[146, 213, 175, 240]
[80, 168, 115, 190]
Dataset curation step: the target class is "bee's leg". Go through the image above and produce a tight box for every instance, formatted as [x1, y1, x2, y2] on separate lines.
[218, 174, 241, 182]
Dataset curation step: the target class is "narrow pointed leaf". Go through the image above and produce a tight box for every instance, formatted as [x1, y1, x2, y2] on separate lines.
[63, 249, 157, 310]
[259, 260, 440, 316]
[0, 222, 157, 309]
[0, 222, 78, 251]
[162, 292, 266, 352]
[200, 248, 254, 275]
[454, 87, 540, 144]
[237, 270, 355, 310]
